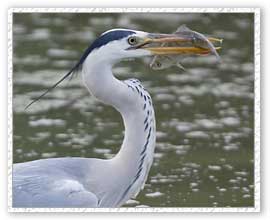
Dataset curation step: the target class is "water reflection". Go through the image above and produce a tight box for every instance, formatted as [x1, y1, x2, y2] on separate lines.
[13, 13, 254, 207]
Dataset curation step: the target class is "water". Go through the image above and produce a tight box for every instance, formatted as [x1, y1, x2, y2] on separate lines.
[13, 13, 254, 207]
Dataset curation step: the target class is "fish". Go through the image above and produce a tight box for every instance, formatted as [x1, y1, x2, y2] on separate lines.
[150, 24, 222, 71]
[150, 54, 186, 71]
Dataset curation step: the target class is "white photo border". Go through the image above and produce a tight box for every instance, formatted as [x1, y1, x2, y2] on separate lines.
[7, 7, 260, 212]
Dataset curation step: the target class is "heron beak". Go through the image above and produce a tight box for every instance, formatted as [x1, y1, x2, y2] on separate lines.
[136, 33, 222, 55]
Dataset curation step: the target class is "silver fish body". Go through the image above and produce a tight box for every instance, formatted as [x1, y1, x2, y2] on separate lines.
[150, 24, 222, 71]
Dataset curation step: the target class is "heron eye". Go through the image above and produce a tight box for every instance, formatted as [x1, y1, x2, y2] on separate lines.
[128, 36, 137, 45]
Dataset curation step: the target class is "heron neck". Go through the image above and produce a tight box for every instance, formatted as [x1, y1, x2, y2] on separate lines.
[82, 57, 155, 206]
[82, 58, 154, 167]
[82, 60, 123, 109]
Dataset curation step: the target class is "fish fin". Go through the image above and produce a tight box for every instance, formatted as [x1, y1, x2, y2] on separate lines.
[149, 56, 156, 68]
[215, 54, 222, 63]
[176, 24, 192, 33]
[176, 62, 186, 71]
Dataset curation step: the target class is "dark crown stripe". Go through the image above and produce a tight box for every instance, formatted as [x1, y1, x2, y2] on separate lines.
[77, 30, 135, 67]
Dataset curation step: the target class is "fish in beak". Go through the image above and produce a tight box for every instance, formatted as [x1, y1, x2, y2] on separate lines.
[133, 25, 223, 71]
[131, 24, 222, 58]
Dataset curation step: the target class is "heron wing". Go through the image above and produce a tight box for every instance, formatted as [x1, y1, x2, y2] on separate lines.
[13, 158, 99, 208]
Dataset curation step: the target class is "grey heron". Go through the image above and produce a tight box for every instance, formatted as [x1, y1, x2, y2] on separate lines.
[13, 28, 219, 208]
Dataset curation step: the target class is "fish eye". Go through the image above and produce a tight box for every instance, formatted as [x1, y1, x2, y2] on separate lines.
[156, 62, 162, 67]
[128, 36, 138, 45]
[191, 37, 197, 44]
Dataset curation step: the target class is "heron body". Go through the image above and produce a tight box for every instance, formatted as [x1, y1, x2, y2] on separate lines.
[13, 28, 218, 208]
[13, 78, 156, 208]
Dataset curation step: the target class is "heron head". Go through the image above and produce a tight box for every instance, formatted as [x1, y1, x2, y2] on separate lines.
[82, 28, 220, 63]
[83, 29, 151, 61]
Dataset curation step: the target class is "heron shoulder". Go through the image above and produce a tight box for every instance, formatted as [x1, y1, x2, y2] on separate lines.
[13, 157, 102, 180]
[13, 157, 105, 207]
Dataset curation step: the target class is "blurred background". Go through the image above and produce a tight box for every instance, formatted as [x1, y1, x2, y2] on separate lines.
[13, 13, 254, 207]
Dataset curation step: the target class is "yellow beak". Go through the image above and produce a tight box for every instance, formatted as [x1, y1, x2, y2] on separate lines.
[146, 46, 222, 55]
[134, 33, 222, 55]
